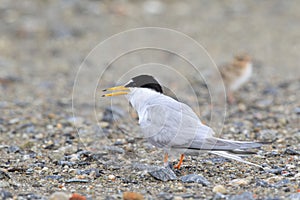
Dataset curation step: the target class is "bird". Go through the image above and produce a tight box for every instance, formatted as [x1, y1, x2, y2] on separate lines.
[102, 74, 264, 169]
[219, 53, 253, 104]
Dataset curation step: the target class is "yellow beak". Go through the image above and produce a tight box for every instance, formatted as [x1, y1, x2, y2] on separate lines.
[102, 85, 129, 97]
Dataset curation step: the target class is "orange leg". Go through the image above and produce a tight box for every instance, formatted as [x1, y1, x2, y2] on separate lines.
[174, 154, 184, 169]
[163, 153, 169, 167]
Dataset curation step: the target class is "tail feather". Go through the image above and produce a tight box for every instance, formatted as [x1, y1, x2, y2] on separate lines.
[187, 137, 263, 151]
[172, 137, 266, 168]
[210, 151, 262, 168]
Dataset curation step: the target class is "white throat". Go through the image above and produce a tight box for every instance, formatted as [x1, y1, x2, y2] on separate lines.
[126, 88, 162, 116]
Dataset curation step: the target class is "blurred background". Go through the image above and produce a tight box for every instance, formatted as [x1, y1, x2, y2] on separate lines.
[0, 0, 299, 198]
[1, 0, 299, 102]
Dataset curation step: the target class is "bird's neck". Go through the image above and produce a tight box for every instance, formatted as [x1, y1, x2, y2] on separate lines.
[126, 88, 161, 114]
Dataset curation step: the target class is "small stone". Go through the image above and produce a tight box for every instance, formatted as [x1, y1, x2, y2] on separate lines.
[45, 175, 63, 180]
[213, 185, 227, 194]
[49, 192, 71, 200]
[67, 117, 85, 126]
[0, 180, 10, 188]
[18, 193, 45, 199]
[69, 193, 86, 200]
[0, 189, 13, 199]
[7, 145, 21, 153]
[0, 169, 10, 180]
[108, 174, 116, 181]
[180, 174, 210, 186]
[238, 103, 246, 111]
[56, 123, 63, 129]
[266, 175, 283, 183]
[173, 196, 183, 200]
[229, 192, 254, 200]
[65, 179, 89, 183]
[229, 178, 251, 186]
[266, 167, 283, 175]
[255, 99, 273, 108]
[99, 121, 109, 128]
[256, 179, 269, 187]
[284, 148, 300, 155]
[289, 193, 300, 200]
[104, 146, 125, 154]
[8, 118, 19, 124]
[272, 179, 290, 188]
[213, 192, 227, 200]
[294, 173, 300, 178]
[158, 192, 173, 200]
[123, 191, 144, 200]
[149, 167, 177, 181]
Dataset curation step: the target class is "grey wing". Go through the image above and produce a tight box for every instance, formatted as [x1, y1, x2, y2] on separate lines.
[139, 99, 213, 149]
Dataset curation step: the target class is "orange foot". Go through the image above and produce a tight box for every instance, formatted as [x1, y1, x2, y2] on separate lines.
[163, 153, 169, 167]
[174, 154, 184, 169]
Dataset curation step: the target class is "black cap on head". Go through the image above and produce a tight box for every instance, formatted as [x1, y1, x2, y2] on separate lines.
[125, 75, 163, 93]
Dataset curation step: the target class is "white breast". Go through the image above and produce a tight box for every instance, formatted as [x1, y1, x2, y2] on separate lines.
[230, 63, 252, 91]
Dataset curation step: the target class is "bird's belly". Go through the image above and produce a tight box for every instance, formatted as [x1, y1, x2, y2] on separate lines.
[230, 66, 252, 91]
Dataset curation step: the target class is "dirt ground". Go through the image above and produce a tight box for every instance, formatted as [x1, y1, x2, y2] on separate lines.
[0, 0, 299, 199]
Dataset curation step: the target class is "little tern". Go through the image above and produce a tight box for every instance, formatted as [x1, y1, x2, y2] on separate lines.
[219, 53, 253, 103]
[102, 75, 264, 169]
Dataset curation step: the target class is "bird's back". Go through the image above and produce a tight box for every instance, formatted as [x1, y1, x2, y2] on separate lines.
[138, 94, 213, 150]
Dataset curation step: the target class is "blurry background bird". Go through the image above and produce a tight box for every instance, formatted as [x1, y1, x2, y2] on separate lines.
[219, 53, 253, 104]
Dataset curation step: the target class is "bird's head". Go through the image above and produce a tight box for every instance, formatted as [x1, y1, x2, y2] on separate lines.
[102, 75, 163, 97]
[233, 53, 252, 68]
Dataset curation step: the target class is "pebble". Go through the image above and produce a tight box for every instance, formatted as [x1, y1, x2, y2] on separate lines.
[123, 191, 144, 200]
[285, 148, 300, 155]
[69, 193, 87, 200]
[229, 178, 251, 186]
[57, 161, 76, 167]
[294, 107, 300, 114]
[104, 146, 125, 154]
[7, 145, 21, 153]
[17, 193, 45, 199]
[272, 179, 290, 188]
[228, 192, 254, 200]
[256, 179, 269, 187]
[77, 168, 102, 178]
[0, 169, 10, 180]
[173, 196, 183, 200]
[8, 118, 20, 124]
[99, 121, 109, 128]
[265, 167, 284, 175]
[65, 179, 89, 183]
[0, 189, 13, 199]
[108, 174, 116, 181]
[289, 193, 300, 200]
[213, 185, 227, 194]
[158, 192, 173, 200]
[44, 175, 63, 180]
[0, 180, 9, 188]
[255, 99, 273, 108]
[67, 117, 85, 126]
[148, 167, 177, 181]
[49, 192, 70, 200]
[213, 192, 227, 200]
[180, 174, 210, 186]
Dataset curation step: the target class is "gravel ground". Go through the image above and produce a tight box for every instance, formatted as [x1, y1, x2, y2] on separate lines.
[0, 0, 299, 199]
